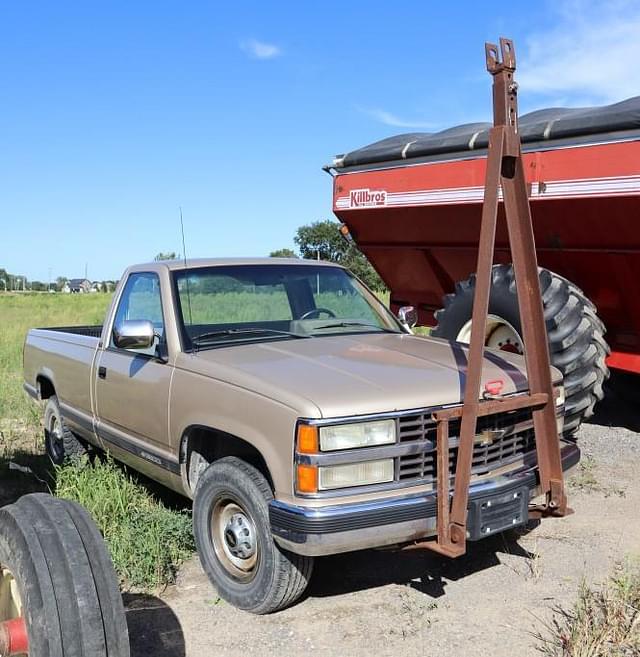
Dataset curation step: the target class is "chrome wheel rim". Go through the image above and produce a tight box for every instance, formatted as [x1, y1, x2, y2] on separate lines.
[47, 414, 64, 462]
[211, 500, 258, 581]
[456, 314, 523, 354]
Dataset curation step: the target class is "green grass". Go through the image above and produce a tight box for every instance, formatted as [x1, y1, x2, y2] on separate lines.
[534, 559, 640, 656]
[55, 457, 194, 591]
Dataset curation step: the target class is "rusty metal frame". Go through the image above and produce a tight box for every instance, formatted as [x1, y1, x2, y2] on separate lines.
[419, 38, 570, 558]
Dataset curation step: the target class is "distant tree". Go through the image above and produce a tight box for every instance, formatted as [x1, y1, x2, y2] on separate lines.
[269, 248, 297, 258]
[56, 276, 68, 291]
[154, 252, 178, 261]
[100, 281, 108, 293]
[295, 221, 345, 262]
[294, 220, 386, 291]
[31, 281, 47, 292]
[0, 268, 22, 291]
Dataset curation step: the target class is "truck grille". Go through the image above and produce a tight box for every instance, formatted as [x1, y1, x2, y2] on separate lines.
[397, 406, 535, 484]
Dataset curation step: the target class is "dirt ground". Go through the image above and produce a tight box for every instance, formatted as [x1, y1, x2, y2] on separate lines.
[124, 375, 640, 657]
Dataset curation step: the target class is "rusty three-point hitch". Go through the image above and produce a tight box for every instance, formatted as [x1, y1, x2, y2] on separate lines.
[417, 38, 570, 558]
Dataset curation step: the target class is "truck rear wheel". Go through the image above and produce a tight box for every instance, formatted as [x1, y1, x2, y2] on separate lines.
[44, 396, 87, 465]
[432, 264, 609, 435]
[193, 457, 314, 614]
[0, 493, 129, 657]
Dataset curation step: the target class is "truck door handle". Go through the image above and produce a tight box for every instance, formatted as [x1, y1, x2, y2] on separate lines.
[98, 366, 107, 379]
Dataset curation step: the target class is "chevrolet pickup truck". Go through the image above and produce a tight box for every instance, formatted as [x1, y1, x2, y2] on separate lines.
[23, 258, 578, 613]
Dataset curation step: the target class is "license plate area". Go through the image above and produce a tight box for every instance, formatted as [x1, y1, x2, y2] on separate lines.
[467, 485, 528, 541]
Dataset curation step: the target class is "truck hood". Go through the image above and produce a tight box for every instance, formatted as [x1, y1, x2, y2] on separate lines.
[180, 333, 561, 418]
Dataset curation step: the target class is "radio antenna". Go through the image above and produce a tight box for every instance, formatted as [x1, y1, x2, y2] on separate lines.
[180, 206, 194, 327]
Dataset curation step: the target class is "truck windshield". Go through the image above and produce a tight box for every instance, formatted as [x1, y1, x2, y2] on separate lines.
[172, 264, 402, 349]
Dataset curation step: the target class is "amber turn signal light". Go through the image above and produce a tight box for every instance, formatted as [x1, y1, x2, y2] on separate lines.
[297, 424, 318, 454]
[296, 464, 318, 494]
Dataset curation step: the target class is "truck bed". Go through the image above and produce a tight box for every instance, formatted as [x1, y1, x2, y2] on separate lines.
[23, 327, 101, 427]
[39, 325, 103, 338]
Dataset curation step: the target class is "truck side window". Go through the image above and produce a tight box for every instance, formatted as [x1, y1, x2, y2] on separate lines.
[111, 272, 165, 356]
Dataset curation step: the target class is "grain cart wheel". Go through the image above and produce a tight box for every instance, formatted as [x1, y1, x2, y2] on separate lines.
[43, 396, 87, 465]
[193, 457, 314, 614]
[0, 494, 129, 657]
[432, 264, 609, 435]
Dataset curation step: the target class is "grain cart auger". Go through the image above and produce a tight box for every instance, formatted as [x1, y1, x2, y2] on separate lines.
[414, 38, 571, 558]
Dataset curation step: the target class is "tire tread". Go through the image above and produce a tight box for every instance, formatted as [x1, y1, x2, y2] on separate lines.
[432, 265, 609, 435]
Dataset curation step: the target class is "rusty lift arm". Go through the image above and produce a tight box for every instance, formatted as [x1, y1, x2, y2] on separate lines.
[420, 38, 570, 558]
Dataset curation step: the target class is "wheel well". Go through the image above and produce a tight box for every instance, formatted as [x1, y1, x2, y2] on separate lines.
[181, 426, 274, 494]
[37, 376, 56, 400]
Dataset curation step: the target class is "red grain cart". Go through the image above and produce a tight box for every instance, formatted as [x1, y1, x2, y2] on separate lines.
[329, 97, 640, 434]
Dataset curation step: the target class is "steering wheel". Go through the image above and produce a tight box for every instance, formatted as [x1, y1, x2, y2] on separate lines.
[299, 308, 337, 320]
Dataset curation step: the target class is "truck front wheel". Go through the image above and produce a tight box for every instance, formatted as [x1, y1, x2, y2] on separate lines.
[431, 264, 609, 435]
[193, 457, 314, 614]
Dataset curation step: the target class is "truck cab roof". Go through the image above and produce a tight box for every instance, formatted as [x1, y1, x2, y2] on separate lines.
[128, 257, 341, 274]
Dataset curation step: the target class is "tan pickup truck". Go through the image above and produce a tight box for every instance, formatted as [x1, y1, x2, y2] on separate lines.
[23, 258, 578, 613]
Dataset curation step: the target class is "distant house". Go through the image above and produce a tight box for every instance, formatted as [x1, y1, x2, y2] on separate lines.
[68, 278, 91, 294]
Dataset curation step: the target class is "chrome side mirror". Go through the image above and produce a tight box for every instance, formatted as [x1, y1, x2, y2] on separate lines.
[113, 320, 155, 350]
[398, 306, 417, 329]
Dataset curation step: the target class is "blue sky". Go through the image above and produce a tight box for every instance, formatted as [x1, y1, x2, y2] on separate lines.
[2, 0, 639, 282]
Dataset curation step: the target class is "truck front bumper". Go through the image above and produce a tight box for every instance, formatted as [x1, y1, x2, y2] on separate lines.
[269, 442, 579, 556]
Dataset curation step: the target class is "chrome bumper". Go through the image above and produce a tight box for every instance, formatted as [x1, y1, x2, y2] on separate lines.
[270, 442, 579, 556]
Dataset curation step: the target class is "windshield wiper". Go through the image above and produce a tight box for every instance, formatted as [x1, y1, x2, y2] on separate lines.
[312, 322, 396, 332]
[191, 327, 309, 347]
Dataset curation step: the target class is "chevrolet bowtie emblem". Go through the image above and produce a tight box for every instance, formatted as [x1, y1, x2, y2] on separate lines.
[474, 428, 506, 446]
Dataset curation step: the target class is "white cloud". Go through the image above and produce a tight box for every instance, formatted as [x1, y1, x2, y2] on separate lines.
[519, 0, 640, 105]
[240, 39, 282, 60]
[359, 107, 437, 130]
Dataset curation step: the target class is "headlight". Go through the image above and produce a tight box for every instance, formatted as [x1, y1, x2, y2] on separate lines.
[319, 419, 396, 451]
[318, 459, 394, 490]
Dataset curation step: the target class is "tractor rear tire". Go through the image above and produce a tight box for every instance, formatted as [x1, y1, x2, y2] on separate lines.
[431, 264, 609, 435]
[0, 493, 129, 657]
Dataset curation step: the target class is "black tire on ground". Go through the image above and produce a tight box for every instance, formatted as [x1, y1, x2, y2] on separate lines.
[431, 264, 610, 435]
[193, 456, 314, 614]
[0, 493, 130, 657]
[44, 395, 88, 464]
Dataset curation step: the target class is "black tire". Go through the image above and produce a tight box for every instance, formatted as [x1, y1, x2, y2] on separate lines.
[193, 456, 314, 614]
[44, 396, 87, 464]
[432, 264, 610, 435]
[0, 493, 129, 657]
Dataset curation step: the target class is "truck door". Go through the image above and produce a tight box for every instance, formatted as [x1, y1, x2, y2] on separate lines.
[94, 271, 177, 472]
